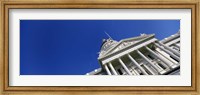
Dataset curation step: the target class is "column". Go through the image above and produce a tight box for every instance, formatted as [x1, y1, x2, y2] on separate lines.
[136, 50, 163, 73]
[157, 42, 180, 57]
[133, 69, 140, 75]
[104, 64, 111, 75]
[127, 54, 148, 75]
[143, 64, 156, 75]
[118, 58, 132, 75]
[145, 46, 173, 68]
[130, 69, 137, 75]
[154, 43, 180, 62]
[108, 62, 118, 75]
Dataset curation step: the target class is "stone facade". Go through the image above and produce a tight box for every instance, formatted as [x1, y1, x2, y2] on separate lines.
[87, 32, 180, 75]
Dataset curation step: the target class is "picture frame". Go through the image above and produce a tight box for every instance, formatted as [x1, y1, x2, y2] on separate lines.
[0, 0, 199, 95]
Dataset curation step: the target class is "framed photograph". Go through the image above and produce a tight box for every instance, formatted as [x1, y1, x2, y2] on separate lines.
[0, 0, 199, 95]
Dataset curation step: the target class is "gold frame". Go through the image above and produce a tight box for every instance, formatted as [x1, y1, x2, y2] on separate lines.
[0, 0, 199, 95]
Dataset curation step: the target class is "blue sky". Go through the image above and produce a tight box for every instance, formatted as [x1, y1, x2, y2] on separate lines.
[20, 20, 180, 75]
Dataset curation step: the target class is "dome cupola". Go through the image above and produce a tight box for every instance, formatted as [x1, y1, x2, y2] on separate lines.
[99, 38, 118, 57]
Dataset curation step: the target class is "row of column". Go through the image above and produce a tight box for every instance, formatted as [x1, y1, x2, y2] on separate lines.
[154, 42, 180, 61]
[103, 50, 156, 75]
[103, 41, 180, 75]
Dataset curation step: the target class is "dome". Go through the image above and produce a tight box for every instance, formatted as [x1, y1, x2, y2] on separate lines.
[99, 38, 118, 57]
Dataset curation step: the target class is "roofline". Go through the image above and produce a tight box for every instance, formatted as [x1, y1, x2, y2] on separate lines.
[86, 68, 103, 75]
[98, 34, 155, 60]
[160, 32, 180, 44]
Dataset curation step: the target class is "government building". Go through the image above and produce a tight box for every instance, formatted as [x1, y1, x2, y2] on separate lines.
[86, 32, 180, 75]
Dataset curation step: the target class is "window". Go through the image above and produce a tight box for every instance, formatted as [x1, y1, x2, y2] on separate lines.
[117, 69, 123, 75]
[147, 54, 155, 60]
[170, 56, 179, 62]
[157, 63, 166, 69]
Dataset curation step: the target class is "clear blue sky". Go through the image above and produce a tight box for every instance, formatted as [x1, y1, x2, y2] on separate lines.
[20, 20, 180, 75]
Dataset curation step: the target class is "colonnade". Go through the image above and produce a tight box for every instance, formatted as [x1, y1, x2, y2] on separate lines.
[103, 41, 180, 75]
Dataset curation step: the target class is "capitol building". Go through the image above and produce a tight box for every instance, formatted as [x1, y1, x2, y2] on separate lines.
[87, 32, 180, 75]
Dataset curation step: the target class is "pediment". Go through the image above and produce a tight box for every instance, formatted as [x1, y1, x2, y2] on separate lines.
[110, 41, 139, 53]
[98, 34, 154, 58]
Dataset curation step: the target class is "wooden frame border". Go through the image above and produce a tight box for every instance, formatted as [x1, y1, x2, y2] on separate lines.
[0, 0, 199, 95]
